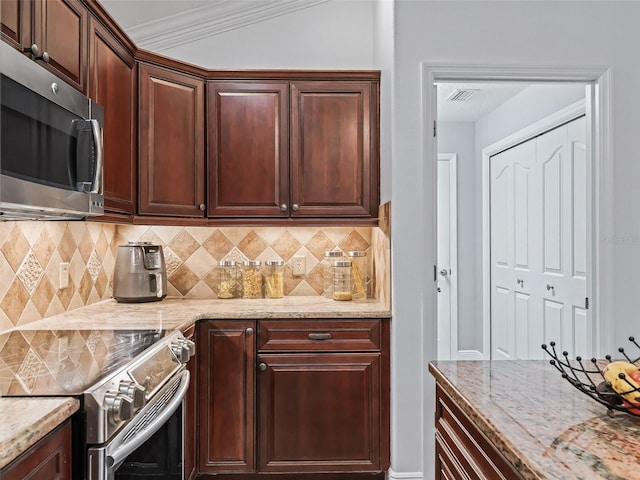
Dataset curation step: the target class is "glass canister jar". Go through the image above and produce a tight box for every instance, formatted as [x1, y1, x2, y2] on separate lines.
[332, 260, 353, 301]
[216, 260, 237, 299]
[264, 260, 284, 298]
[323, 250, 344, 298]
[348, 251, 368, 300]
[241, 260, 263, 299]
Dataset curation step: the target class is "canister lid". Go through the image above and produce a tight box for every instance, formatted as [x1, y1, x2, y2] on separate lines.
[243, 260, 261, 266]
[348, 251, 366, 257]
[265, 260, 284, 266]
[334, 260, 352, 267]
[218, 260, 236, 266]
[324, 250, 344, 257]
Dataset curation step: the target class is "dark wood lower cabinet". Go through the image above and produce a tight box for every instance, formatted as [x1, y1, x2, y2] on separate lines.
[435, 385, 523, 480]
[1, 420, 72, 480]
[258, 353, 381, 473]
[196, 318, 389, 479]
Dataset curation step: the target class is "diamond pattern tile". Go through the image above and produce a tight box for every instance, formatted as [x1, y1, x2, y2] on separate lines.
[0, 221, 383, 331]
[1, 226, 30, 272]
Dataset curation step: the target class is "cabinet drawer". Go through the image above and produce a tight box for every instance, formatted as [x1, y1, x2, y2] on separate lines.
[435, 386, 523, 480]
[258, 320, 381, 352]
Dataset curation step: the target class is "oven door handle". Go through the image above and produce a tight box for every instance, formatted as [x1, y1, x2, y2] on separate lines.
[108, 369, 189, 470]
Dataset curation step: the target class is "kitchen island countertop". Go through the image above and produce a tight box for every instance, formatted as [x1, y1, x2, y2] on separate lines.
[429, 360, 640, 480]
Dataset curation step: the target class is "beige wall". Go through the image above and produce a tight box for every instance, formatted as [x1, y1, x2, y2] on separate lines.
[0, 219, 390, 332]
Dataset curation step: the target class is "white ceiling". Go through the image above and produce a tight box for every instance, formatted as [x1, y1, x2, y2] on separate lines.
[437, 83, 530, 123]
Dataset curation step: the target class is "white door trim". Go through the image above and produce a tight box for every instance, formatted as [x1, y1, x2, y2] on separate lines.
[423, 63, 613, 360]
[437, 153, 458, 360]
[482, 100, 587, 360]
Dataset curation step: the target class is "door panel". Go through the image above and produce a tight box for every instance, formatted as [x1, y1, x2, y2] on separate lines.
[258, 353, 381, 472]
[490, 115, 589, 360]
[208, 82, 289, 217]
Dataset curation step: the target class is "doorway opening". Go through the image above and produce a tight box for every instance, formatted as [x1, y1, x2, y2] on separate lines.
[431, 73, 604, 362]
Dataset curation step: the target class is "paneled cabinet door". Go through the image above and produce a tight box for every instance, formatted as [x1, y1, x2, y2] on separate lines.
[257, 353, 382, 473]
[1, 0, 87, 93]
[138, 63, 205, 216]
[89, 18, 136, 214]
[291, 81, 379, 218]
[198, 320, 256, 473]
[207, 81, 289, 217]
[1, 421, 72, 480]
[34, 0, 88, 93]
[0, 0, 31, 49]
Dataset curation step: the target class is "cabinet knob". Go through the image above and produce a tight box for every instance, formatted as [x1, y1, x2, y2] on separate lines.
[24, 44, 49, 63]
[258, 362, 267, 371]
[246, 327, 254, 336]
[292, 204, 300, 211]
[280, 204, 288, 212]
[199, 203, 206, 211]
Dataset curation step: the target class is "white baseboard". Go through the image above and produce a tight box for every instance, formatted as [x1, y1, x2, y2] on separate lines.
[456, 349, 485, 360]
[387, 468, 424, 480]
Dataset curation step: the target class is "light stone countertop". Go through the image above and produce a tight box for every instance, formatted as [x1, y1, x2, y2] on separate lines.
[430, 360, 640, 480]
[0, 296, 390, 468]
[0, 397, 79, 470]
[4, 296, 390, 334]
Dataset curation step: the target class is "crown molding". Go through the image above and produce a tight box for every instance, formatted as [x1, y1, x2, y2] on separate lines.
[128, 0, 330, 52]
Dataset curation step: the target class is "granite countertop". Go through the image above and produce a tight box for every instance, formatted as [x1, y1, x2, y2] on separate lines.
[0, 296, 390, 468]
[429, 360, 640, 480]
[0, 397, 79, 469]
[5, 296, 391, 333]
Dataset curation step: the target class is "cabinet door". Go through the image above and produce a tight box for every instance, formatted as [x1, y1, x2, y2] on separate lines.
[208, 81, 289, 217]
[198, 320, 256, 473]
[139, 63, 205, 216]
[258, 353, 382, 473]
[89, 17, 136, 214]
[291, 81, 379, 218]
[34, 0, 88, 93]
[1, 0, 31, 49]
[1, 421, 72, 480]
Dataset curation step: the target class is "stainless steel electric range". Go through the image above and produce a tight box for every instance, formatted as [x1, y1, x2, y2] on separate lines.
[0, 326, 194, 480]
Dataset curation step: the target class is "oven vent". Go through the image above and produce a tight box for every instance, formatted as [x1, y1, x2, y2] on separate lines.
[446, 89, 479, 102]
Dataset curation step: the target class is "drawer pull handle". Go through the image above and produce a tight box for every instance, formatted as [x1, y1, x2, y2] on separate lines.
[308, 333, 332, 341]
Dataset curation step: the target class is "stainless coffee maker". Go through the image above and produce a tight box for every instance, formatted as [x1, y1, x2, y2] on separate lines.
[113, 242, 167, 303]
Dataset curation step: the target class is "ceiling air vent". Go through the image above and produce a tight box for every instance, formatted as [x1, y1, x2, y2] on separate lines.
[446, 89, 479, 102]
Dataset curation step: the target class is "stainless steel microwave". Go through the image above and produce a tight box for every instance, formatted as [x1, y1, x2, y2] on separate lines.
[0, 41, 104, 220]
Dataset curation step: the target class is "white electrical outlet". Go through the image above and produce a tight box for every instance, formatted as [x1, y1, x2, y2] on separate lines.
[59, 262, 70, 289]
[292, 255, 306, 276]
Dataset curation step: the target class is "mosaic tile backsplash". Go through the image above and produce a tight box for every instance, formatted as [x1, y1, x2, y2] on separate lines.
[0, 221, 389, 331]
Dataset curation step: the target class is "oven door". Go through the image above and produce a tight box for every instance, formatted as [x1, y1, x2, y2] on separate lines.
[88, 369, 189, 480]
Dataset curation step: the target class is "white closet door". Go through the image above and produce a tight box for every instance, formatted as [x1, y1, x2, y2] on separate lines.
[490, 115, 588, 360]
[537, 116, 589, 358]
[490, 140, 535, 360]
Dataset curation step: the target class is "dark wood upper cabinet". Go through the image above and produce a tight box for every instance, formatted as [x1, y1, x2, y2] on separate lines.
[34, 0, 88, 93]
[138, 63, 205, 217]
[291, 81, 378, 218]
[89, 17, 136, 214]
[1, 0, 87, 92]
[208, 82, 289, 217]
[206, 77, 380, 220]
[0, 0, 31, 49]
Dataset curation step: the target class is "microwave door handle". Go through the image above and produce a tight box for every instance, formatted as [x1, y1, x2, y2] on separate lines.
[89, 119, 103, 194]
